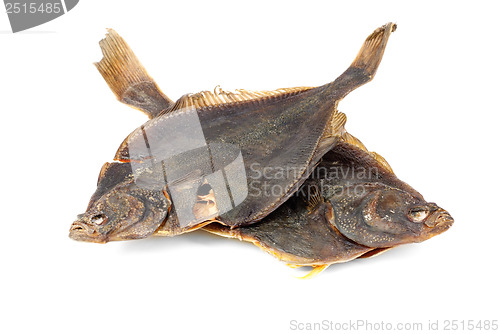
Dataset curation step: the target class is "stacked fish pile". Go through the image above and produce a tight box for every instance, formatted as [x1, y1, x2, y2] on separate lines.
[69, 23, 453, 278]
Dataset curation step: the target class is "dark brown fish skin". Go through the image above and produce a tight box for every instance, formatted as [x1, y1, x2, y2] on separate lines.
[70, 164, 170, 243]
[113, 77, 341, 230]
[86, 162, 135, 210]
[322, 144, 453, 248]
[204, 200, 373, 267]
[204, 141, 454, 267]
[113, 23, 397, 230]
[70, 23, 397, 242]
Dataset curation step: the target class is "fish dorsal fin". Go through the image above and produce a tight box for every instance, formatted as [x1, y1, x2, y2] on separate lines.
[368, 151, 394, 174]
[161, 86, 314, 115]
[341, 131, 394, 174]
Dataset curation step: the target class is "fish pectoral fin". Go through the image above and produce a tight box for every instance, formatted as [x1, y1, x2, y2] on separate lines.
[296, 264, 330, 280]
[95, 29, 174, 119]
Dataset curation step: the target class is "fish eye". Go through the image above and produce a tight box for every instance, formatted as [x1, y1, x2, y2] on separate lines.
[91, 214, 107, 225]
[408, 207, 430, 223]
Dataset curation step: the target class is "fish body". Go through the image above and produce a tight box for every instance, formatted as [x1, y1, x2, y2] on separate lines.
[70, 23, 398, 242]
[204, 141, 453, 276]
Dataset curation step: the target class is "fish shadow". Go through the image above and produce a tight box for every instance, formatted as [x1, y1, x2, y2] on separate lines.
[120, 229, 421, 278]
[290, 244, 421, 278]
[119, 229, 223, 253]
[323, 244, 420, 275]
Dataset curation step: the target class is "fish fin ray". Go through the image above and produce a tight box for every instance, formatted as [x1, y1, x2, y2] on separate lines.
[305, 185, 324, 212]
[160, 86, 314, 115]
[368, 151, 394, 174]
[341, 132, 394, 174]
[327, 22, 396, 100]
[95, 29, 174, 119]
[297, 264, 329, 279]
[341, 131, 368, 152]
[351, 22, 397, 76]
[322, 109, 347, 139]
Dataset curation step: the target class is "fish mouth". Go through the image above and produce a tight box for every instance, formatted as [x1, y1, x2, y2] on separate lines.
[421, 208, 454, 239]
[69, 221, 107, 243]
[425, 208, 454, 228]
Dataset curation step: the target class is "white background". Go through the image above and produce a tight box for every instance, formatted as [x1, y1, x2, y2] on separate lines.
[1, 1, 499, 333]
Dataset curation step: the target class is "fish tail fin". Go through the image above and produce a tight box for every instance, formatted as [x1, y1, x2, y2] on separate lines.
[95, 29, 174, 119]
[326, 22, 397, 100]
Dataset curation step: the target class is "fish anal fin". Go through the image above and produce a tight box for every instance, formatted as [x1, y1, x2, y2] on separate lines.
[95, 29, 174, 119]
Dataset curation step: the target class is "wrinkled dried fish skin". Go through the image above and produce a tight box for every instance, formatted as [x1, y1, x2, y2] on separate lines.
[70, 162, 171, 242]
[322, 143, 453, 248]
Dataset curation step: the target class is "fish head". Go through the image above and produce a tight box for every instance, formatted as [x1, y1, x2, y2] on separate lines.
[330, 184, 454, 248]
[70, 162, 171, 243]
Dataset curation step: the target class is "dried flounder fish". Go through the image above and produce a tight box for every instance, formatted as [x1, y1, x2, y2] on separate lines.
[204, 141, 453, 278]
[70, 23, 397, 242]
